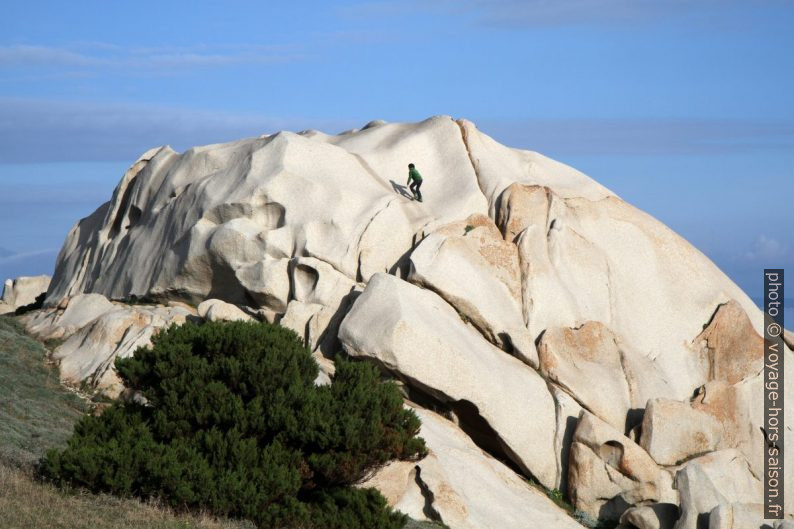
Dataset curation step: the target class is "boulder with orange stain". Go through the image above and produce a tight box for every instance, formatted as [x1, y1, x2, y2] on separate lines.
[693, 300, 764, 384]
[639, 398, 722, 466]
[408, 213, 536, 366]
[568, 411, 677, 521]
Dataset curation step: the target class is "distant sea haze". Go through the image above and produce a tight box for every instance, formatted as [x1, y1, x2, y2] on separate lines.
[0, 248, 59, 284]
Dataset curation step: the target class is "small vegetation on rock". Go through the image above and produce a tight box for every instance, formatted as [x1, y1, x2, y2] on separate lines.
[42, 320, 427, 529]
[546, 488, 566, 507]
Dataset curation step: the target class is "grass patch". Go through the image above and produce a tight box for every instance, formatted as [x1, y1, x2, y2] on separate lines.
[0, 463, 255, 529]
[546, 488, 574, 513]
[0, 316, 89, 467]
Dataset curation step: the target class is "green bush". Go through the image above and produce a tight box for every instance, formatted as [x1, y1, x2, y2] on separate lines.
[42, 320, 426, 529]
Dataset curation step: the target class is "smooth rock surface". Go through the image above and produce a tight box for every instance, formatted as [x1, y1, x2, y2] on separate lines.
[44, 117, 763, 410]
[673, 450, 763, 529]
[707, 503, 774, 529]
[407, 214, 536, 366]
[339, 273, 559, 489]
[640, 398, 723, 466]
[550, 385, 583, 496]
[53, 304, 192, 396]
[361, 460, 427, 521]
[363, 406, 583, 529]
[197, 298, 253, 322]
[689, 362, 794, 516]
[620, 503, 680, 529]
[495, 181, 762, 402]
[21, 294, 194, 396]
[279, 293, 356, 356]
[693, 301, 763, 384]
[23, 293, 116, 340]
[45, 117, 487, 308]
[538, 322, 631, 431]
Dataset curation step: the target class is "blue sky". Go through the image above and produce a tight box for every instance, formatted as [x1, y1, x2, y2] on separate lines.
[0, 0, 792, 306]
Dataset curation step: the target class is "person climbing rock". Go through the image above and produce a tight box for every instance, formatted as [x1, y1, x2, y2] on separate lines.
[407, 163, 423, 202]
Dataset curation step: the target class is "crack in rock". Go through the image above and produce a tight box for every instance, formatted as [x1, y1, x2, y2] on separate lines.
[414, 465, 444, 524]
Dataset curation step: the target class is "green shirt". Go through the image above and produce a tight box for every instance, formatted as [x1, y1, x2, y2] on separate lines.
[408, 167, 423, 183]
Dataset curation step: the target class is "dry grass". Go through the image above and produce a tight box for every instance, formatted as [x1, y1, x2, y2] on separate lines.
[0, 463, 254, 529]
[0, 464, 445, 529]
[0, 316, 88, 466]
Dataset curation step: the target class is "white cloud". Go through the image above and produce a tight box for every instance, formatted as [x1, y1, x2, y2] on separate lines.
[0, 43, 304, 72]
[741, 235, 790, 262]
[0, 45, 101, 67]
[0, 248, 59, 264]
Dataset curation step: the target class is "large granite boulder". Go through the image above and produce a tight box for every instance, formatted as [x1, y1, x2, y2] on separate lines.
[620, 503, 680, 529]
[706, 502, 788, 529]
[29, 116, 788, 526]
[22, 295, 195, 397]
[362, 406, 583, 529]
[568, 411, 677, 521]
[197, 298, 253, 322]
[640, 398, 723, 466]
[52, 304, 193, 396]
[339, 272, 559, 489]
[538, 321, 671, 432]
[44, 118, 487, 310]
[407, 213, 536, 366]
[23, 293, 116, 340]
[1, 275, 51, 312]
[43, 117, 762, 404]
[672, 450, 762, 529]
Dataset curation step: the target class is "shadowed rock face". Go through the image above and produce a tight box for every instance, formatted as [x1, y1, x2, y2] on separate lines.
[27, 116, 792, 527]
